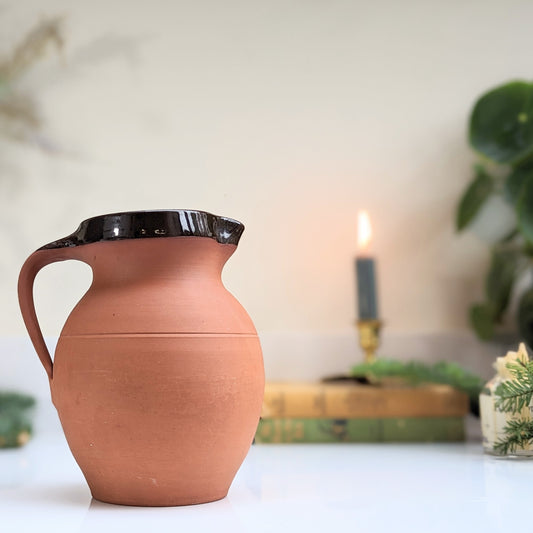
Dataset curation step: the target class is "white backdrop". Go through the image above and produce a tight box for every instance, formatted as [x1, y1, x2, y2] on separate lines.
[1, 0, 529, 386]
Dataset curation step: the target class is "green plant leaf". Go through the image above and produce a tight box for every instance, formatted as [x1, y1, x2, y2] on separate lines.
[518, 288, 533, 348]
[517, 175, 533, 243]
[469, 80, 533, 165]
[505, 165, 533, 205]
[485, 250, 519, 318]
[470, 303, 496, 340]
[456, 165, 494, 231]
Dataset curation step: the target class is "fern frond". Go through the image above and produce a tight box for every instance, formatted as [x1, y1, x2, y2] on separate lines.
[493, 419, 533, 455]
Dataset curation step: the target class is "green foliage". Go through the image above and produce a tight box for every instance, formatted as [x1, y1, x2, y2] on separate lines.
[518, 288, 533, 346]
[492, 357, 533, 455]
[504, 164, 533, 205]
[0, 392, 35, 410]
[0, 392, 35, 448]
[486, 250, 520, 317]
[470, 303, 496, 340]
[493, 419, 533, 456]
[350, 359, 483, 413]
[469, 81, 533, 165]
[518, 176, 533, 243]
[458, 80, 533, 348]
[469, 249, 522, 340]
[456, 165, 494, 231]
[494, 360, 533, 413]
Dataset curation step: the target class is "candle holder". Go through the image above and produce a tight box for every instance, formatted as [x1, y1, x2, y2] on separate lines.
[356, 319, 382, 363]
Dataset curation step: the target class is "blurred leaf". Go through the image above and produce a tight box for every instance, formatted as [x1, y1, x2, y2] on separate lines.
[518, 175, 533, 243]
[499, 228, 519, 243]
[486, 250, 519, 318]
[523, 241, 533, 257]
[0, 393, 35, 411]
[470, 81, 533, 165]
[0, 393, 34, 448]
[470, 303, 496, 340]
[518, 288, 533, 349]
[505, 165, 533, 205]
[456, 165, 494, 231]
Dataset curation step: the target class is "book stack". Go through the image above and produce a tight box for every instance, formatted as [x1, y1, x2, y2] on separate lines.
[255, 382, 469, 443]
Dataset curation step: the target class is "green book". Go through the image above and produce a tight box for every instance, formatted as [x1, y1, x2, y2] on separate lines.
[255, 417, 465, 443]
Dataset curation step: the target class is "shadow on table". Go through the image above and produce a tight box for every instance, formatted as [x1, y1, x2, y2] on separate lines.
[3, 483, 91, 507]
[80, 495, 248, 532]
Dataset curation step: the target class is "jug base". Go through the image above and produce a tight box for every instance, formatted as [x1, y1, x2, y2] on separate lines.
[90, 489, 229, 507]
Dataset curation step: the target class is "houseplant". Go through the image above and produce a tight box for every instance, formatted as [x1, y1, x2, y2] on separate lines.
[456, 80, 533, 348]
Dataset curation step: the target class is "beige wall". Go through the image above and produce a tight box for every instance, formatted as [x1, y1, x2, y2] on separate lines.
[1, 0, 527, 340]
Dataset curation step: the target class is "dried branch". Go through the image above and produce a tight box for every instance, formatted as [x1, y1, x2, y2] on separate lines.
[0, 17, 63, 83]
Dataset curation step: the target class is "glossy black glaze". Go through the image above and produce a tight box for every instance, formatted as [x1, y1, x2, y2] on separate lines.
[39, 210, 245, 250]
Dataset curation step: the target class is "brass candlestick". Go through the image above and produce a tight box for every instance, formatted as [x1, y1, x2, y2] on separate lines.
[357, 319, 382, 363]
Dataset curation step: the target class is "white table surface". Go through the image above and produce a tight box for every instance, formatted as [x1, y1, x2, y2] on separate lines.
[1, 431, 532, 533]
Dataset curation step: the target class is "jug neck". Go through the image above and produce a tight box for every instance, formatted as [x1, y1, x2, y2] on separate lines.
[78, 237, 236, 286]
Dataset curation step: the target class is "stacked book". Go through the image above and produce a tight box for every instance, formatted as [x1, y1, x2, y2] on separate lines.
[255, 381, 469, 443]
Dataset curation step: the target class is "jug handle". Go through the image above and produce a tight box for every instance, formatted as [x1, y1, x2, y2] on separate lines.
[18, 247, 85, 381]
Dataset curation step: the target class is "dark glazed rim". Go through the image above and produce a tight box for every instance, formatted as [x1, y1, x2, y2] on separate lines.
[39, 210, 245, 250]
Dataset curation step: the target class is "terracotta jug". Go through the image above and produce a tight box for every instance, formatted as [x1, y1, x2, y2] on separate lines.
[18, 210, 264, 506]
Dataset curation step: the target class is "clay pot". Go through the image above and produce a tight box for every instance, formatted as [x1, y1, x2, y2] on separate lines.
[18, 210, 264, 506]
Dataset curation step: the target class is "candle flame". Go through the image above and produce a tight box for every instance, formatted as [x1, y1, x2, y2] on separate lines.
[357, 210, 372, 251]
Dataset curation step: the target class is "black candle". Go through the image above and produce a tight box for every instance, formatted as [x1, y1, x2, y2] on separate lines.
[356, 211, 378, 320]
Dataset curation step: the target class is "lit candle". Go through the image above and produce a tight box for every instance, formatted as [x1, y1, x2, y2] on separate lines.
[356, 210, 378, 320]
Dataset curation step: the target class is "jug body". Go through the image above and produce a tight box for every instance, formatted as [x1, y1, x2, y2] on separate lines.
[18, 210, 264, 506]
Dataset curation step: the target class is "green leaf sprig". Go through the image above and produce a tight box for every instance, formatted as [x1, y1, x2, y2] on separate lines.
[494, 359, 533, 413]
[493, 418, 533, 456]
[350, 359, 483, 414]
[492, 356, 533, 455]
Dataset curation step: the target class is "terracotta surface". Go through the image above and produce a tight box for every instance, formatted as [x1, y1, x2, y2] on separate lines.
[18, 216, 264, 506]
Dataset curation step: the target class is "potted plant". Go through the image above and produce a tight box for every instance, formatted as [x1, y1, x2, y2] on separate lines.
[457, 80, 533, 347]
